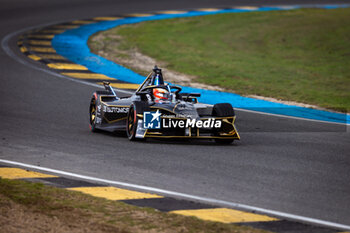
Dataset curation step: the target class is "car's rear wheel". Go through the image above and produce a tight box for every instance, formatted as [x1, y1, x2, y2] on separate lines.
[212, 103, 235, 144]
[89, 94, 98, 132]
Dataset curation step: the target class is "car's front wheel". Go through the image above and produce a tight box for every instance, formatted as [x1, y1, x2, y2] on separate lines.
[126, 104, 137, 140]
[126, 102, 150, 141]
[126, 103, 144, 141]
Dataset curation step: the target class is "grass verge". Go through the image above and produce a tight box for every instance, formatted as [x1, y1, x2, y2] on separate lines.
[90, 8, 350, 112]
[0, 178, 270, 233]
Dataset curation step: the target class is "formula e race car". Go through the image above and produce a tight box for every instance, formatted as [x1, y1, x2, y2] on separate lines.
[89, 66, 240, 144]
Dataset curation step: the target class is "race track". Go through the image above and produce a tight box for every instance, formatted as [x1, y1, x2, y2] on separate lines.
[1, 0, 350, 229]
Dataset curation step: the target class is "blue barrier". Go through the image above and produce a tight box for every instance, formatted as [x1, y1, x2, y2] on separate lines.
[52, 5, 349, 124]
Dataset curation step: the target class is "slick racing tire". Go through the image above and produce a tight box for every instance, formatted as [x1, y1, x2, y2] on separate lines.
[212, 103, 235, 144]
[126, 103, 147, 141]
[89, 91, 111, 132]
[89, 93, 99, 132]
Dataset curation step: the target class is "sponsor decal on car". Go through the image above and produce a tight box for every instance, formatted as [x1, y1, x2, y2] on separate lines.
[110, 107, 129, 113]
[143, 110, 161, 129]
[103, 105, 129, 113]
[143, 110, 222, 129]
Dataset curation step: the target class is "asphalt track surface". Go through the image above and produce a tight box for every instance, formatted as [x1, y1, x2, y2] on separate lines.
[1, 0, 350, 229]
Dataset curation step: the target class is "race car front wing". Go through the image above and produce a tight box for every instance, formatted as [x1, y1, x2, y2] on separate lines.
[134, 115, 240, 140]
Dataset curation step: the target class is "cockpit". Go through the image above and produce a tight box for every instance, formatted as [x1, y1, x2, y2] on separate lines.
[135, 66, 200, 104]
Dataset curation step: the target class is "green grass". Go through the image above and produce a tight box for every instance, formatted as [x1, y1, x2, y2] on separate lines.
[96, 8, 350, 112]
[0, 178, 269, 233]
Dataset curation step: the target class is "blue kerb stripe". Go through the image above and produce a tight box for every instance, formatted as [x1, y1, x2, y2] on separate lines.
[52, 5, 349, 124]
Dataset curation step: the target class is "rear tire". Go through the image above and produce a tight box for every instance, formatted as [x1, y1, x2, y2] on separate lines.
[89, 94, 98, 132]
[212, 103, 235, 144]
[89, 91, 114, 132]
[212, 103, 235, 117]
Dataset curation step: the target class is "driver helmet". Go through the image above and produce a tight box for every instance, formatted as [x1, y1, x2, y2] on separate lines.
[153, 88, 169, 101]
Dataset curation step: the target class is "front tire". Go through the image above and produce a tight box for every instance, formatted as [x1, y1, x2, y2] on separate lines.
[126, 102, 150, 141]
[126, 104, 140, 141]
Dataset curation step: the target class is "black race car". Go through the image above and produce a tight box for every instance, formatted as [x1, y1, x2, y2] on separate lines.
[89, 66, 240, 144]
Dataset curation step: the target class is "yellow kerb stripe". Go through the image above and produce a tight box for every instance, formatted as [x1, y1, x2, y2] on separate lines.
[28, 40, 51, 46]
[34, 54, 66, 60]
[126, 13, 154, 17]
[28, 54, 42, 61]
[68, 186, 163, 200]
[62, 73, 115, 80]
[47, 63, 88, 70]
[20, 46, 28, 53]
[158, 10, 187, 14]
[27, 34, 54, 39]
[103, 82, 140, 89]
[93, 17, 122, 21]
[0, 168, 57, 179]
[170, 208, 278, 223]
[29, 47, 56, 53]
